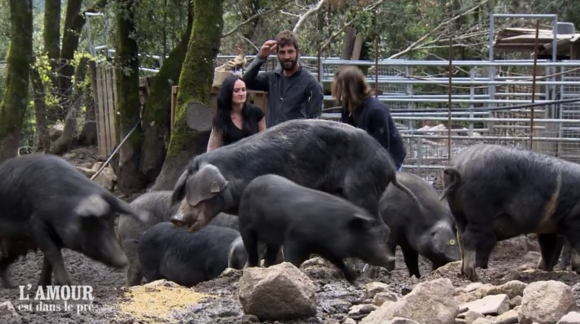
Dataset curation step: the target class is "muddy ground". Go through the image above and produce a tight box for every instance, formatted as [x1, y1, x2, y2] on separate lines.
[2, 236, 580, 324]
[0, 147, 579, 323]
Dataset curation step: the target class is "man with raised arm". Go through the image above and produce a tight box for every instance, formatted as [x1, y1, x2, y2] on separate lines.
[242, 30, 324, 127]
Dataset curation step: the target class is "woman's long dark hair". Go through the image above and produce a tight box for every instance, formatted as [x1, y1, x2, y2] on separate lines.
[212, 74, 254, 138]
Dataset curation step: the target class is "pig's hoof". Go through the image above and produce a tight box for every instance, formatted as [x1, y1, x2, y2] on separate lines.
[385, 260, 395, 271]
[463, 267, 479, 282]
[343, 271, 359, 284]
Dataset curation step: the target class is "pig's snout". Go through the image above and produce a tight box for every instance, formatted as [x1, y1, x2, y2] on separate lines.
[100, 244, 129, 269]
[170, 209, 187, 227]
[111, 253, 129, 268]
[446, 242, 461, 261]
[170, 217, 186, 227]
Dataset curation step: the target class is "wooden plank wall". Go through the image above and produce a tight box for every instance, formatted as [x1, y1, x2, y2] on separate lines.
[88, 60, 153, 160]
[89, 61, 118, 159]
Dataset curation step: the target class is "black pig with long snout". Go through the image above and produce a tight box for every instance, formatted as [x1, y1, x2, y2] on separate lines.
[440, 143, 580, 282]
[238, 174, 394, 283]
[169, 119, 422, 234]
[0, 154, 145, 288]
[379, 171, 460, 278]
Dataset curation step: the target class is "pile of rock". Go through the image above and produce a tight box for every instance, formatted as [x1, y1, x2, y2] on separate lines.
[236, 262, 580, 324]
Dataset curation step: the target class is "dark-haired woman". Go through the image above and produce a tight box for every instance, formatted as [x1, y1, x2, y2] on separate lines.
[207, 74, 266, 151]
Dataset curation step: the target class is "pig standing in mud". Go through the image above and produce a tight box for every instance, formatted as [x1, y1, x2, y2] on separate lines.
[116, 190, 241, 286]
[170, 119, 421, 234]
[379, 172, 460, 278]
[440, 143, 580, 281]
[525, 234, 580, 271]
[238, 174, 393, 283]
[0, 154, 145, 288]
[138, 222, 246, 287]
[558, 239, 580, 271]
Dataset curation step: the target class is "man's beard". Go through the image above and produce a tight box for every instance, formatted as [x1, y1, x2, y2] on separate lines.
[279, 58, 297, 71]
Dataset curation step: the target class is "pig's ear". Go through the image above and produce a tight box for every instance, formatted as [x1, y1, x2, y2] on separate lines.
[348, 213, 374, 228]
[210, 180, 229, 193]
[171, 170, 189, 204]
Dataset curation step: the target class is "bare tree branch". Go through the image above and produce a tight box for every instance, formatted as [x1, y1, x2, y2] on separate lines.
[387, 0, 490, 59]
[319, 0, 385, 51]
[222, 0, 293, 38]
[292, 0, 328, 33]
[241, 36, 260, 51]
[281, 10, 301, 18]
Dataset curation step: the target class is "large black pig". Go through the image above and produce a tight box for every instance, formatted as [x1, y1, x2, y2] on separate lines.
[380, 172, 460, 278]
[238, 174, 393, 283]
[138, 222, 246, 287]
[0, 154, 144, 288]
[170, 119, 420, 233]
[440, 143, 580, 281]
[116, 190, 241, 286]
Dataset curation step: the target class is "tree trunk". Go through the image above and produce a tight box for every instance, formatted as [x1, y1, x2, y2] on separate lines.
[78, 95, 97, 146]
[138, 8, 193, 184]
[114, 0, 145, 194]
[43, 0, 61, 62]
[54, 0, 108, 124]
[151, 0, 225, 190]
[31, 69, 51, 152]
[0, 0, 33, 162]
[50, 56, 89, 155]
[46, 0, 82, 124]
[38, 0, 61, 152]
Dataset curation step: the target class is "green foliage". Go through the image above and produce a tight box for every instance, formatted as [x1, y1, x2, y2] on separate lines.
[8, 0, 580, 150]
[33, 54, 59, 106]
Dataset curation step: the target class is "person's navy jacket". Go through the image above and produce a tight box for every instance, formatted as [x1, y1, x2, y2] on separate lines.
[340, 96, 406, 168]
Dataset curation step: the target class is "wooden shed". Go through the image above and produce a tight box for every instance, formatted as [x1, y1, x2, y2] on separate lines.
[493, 26, 580, 59]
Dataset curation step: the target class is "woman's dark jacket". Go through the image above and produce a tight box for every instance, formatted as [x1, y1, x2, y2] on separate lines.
[340, 96, 407, 167]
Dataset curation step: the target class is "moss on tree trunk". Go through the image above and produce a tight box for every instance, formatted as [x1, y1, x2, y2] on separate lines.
[151, 0, 224, 190]
[41, 0, 62, 127]
[43, 0, 61, 61]
[139, 8, 193, 183]
[114, 0, 145, 193]
[0, 0, 33, 163]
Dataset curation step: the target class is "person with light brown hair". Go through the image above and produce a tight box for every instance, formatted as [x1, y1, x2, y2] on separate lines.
[242, 30, 323, 127]
[331, 66, 407, 171]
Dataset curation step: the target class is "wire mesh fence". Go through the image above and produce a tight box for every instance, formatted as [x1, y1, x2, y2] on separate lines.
[214, 56, 580, 186]
[86, 53, 580, 187]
